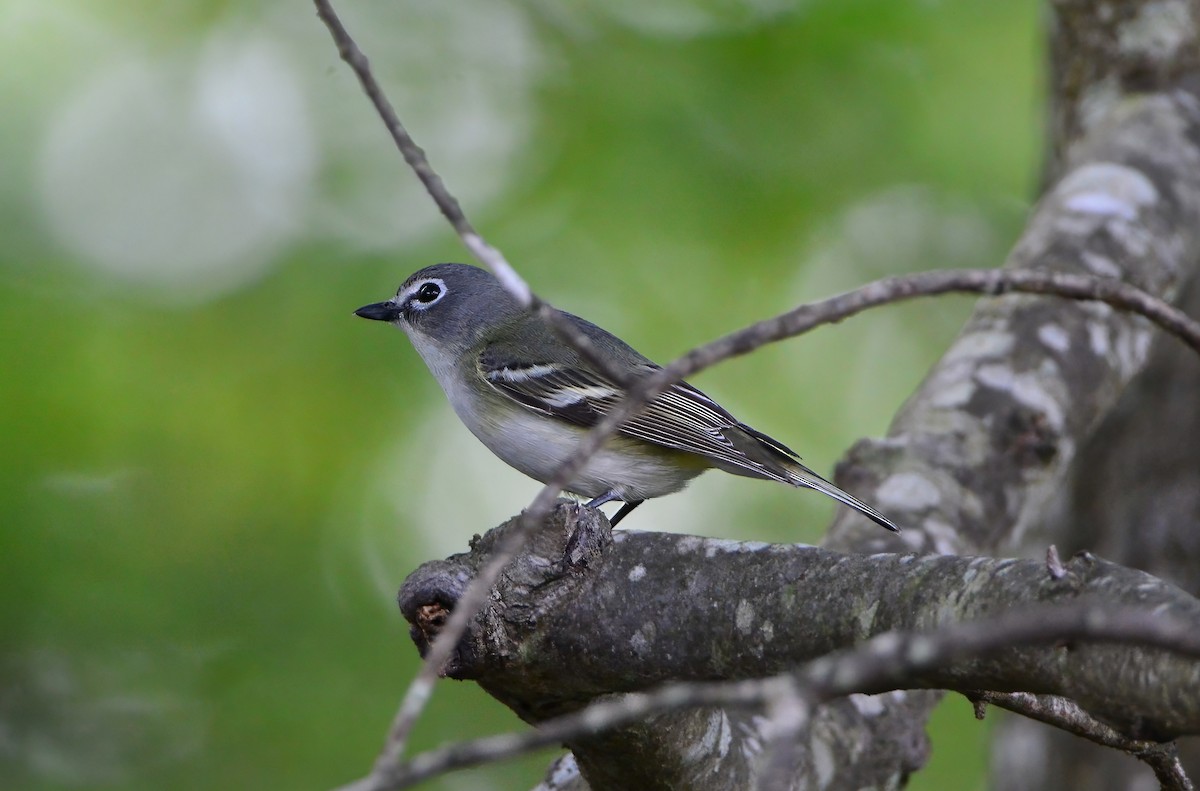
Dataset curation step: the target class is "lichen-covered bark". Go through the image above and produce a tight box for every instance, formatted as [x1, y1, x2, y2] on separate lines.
[829, 88, 1200, 560]
[989, 2, 1200, 787]
[991, 249, 1200, 789]
[1044, 0, 1200, 189]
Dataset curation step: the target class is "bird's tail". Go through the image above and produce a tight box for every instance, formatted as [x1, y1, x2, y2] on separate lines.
[784, 461, 900, 533]
[721, 423, 899, 532]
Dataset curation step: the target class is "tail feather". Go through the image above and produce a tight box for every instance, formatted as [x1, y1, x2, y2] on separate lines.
[717, 424, 900, 532]
[785, 463, 900, 533]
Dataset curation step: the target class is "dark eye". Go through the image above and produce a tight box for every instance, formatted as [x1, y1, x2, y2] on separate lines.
[415, 282, 442, 303]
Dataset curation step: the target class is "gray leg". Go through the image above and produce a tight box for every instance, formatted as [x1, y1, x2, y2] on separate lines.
[584, 491, 621, 509]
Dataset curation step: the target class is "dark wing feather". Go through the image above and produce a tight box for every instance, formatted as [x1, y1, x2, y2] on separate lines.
[478, 357, 610, 427]
[477, 351, 795, 481]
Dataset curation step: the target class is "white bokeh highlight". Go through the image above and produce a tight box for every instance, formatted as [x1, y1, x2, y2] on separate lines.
[28, 0, 542, 302]
[37, 34, 315, 300]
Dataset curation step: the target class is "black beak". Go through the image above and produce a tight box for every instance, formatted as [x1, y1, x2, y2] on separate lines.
[355, 301, 402, 322]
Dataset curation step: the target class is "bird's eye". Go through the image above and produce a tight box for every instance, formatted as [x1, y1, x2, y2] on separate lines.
[414, 282, 442, 303]
[403, 277, 447, 313]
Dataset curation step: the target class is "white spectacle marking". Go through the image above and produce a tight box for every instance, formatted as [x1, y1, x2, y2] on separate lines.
[486, 363, 560, 382]
[400, 277, 448, 311]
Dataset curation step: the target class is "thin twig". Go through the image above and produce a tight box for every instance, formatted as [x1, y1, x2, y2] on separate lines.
[969, 691, 1194, 791]
[313, 1, 479, 249]
[372, 606, 1200, 789]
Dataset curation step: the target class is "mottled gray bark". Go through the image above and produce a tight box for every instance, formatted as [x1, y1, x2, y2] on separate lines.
[991, 239, 1200, 790]
[393, 0, 1200, 788]
[986, 1, 1200, 788]
[403, 507, 1200, 735]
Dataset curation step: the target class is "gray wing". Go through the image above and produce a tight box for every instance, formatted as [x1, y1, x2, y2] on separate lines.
[477, 349, 800, 481]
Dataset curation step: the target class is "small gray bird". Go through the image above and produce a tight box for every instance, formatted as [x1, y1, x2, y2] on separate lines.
[356, 263, 898, 531]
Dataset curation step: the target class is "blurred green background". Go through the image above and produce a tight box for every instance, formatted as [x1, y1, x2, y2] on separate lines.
[1, 0, 1039, 788]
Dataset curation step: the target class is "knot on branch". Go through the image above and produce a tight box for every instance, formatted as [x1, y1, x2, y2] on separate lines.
[397, 501, 612, 680]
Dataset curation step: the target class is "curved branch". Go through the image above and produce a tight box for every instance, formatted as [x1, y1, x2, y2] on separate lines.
[971, 691, 1194, 791]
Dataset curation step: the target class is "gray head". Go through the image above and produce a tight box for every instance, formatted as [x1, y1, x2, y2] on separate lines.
[355, 263, 526, 349]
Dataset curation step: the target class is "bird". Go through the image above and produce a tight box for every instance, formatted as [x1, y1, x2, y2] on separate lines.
[355, 263, 898, 532]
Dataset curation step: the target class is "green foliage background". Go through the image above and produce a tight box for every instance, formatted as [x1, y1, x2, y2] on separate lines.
[1, 1, 1038, 788]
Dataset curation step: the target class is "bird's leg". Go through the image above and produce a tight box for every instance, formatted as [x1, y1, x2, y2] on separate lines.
[582, 492, 643, 526]
[584, 491, 621, 509]
[608, 500, 643, 527]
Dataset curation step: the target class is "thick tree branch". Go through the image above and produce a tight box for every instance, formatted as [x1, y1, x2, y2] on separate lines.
[591, 75, 1200, 791]
[403, 507, 1200, 734]
[382, 504, 1200, 788]
[389, 616, 1200, 789]
[803, 1, 1200, 785]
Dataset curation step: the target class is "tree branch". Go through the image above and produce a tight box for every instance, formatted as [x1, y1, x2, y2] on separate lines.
[380, 506, 1200, 789]
[971, 691, 1195, 791]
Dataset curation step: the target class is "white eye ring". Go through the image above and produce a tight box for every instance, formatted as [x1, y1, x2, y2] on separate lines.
[404, 278, 447, 311]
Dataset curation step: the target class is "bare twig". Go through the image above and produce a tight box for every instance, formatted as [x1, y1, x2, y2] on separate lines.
[969, 691, 1194, 791]
[370, 605, 1200, 789]
[312, 2, 505, 280]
